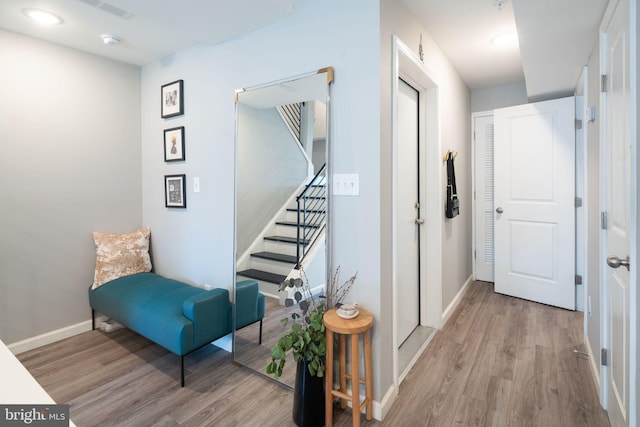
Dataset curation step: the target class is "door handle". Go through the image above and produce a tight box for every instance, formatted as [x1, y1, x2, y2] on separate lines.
[415, 218, 425, 225]
[607, 255, 630, 271]
[496, 207, 504, 214]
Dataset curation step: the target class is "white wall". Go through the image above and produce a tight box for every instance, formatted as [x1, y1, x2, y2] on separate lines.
[379, 0, 472, 405]
[0, 30, 142, 345]
[0, 3, 471, 411]
[236, 104, 307, 256]
[471, 82, 528, 112]
[380, 0, 472, 309]
[140, 0, 383, 393]
[146, 0, 467, 411]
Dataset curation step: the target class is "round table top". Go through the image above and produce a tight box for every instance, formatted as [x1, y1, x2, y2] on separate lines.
[324, 307, 373, 334]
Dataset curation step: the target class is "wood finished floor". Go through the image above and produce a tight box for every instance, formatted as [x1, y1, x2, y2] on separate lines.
[17, 281, 609, 427]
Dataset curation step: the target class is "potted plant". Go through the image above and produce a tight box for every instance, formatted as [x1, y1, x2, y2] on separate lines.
[267, 268, 357, 427]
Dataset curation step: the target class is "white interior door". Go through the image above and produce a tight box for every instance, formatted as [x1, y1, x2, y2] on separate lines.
[602, 1, 632, 425]
[473, 113, 495, 282]
[396, 78, 420, 346]
[494, 97, 576, 310]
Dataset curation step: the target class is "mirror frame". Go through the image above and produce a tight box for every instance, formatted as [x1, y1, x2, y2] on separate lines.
[231, 67, 334, 389]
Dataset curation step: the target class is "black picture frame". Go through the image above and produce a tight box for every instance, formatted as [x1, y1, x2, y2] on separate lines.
[164, 126, 185, 162]
[165, 174, 186, 208]
[161, 80, 184, 118]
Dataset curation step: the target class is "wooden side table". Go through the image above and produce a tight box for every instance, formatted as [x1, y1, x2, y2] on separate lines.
[324, 308, 373, 427]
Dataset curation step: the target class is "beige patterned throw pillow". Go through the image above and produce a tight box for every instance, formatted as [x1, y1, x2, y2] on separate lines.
[92, 227, 152, 289]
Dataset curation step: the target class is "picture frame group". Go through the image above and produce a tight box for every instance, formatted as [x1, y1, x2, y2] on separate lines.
[161, 79, 186, 209]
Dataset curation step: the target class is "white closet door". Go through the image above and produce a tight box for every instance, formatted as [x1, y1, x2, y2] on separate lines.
[474, 114, 495, 282]
[396, 78, 420, 346]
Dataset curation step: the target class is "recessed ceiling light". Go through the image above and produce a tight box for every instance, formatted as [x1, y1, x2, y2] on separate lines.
[23, 8, 64, 25]
[101, 34, 121, 46]
[490, 33, 517, 47]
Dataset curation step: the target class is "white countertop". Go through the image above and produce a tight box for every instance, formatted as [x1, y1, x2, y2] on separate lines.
[0, 339, 77, 426]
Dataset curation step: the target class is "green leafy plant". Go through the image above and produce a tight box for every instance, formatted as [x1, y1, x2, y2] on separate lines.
[266, 267, 357, 379]
[266, 274, 326, 378]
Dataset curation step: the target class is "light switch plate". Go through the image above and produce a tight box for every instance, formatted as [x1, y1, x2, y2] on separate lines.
[333, 173, 359, 196]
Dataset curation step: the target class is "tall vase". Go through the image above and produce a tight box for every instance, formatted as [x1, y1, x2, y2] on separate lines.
[292, 360, 325, 427]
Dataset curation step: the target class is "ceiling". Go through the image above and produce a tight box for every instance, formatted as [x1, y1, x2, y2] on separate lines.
[403, 0, 609, 99]
[0, 0, 299, 66]
[0, 0, 609, 99]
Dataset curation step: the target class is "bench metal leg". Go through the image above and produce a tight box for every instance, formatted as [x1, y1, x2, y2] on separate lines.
[259, 319, 263, 345]
[181, 355, 185, 387]
[91, 309, 95, 331]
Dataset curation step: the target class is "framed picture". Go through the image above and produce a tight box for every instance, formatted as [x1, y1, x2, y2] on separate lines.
[165, 174, 186, 208]
[164, 126, 185, 162]
[161, 79, 184, 118]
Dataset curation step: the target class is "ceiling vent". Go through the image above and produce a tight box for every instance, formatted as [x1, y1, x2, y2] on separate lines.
[76, 0, 133, 19]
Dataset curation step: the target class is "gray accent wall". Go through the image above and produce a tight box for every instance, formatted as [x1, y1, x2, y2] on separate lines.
[380, 0, 473, 393]
[140, 0, 472, 405]
[0, 30, 142, 345]
[380, 0, 473, 310]
[471, 82, 528, 112]
[140, 0, 383, 396]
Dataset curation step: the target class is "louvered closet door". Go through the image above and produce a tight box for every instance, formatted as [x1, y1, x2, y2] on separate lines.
[474, 114, 495, 282]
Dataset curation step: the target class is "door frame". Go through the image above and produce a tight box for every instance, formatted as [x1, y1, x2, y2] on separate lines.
[598, 0, 638, 423]
[575, 75, 587, 314]
[391, 35, 442, 386]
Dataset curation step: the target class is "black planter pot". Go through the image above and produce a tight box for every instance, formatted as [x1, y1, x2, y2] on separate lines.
[292, 360, 325, 427]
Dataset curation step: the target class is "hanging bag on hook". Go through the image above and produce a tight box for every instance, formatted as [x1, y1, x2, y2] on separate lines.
[445, 152, 459, 218]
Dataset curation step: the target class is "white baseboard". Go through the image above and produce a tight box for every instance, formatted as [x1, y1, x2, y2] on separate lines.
[339, 383, 396, 421]
[375, 384, 398, 420]
[8, 320, 94, 355]
[441, 275, 473, 325]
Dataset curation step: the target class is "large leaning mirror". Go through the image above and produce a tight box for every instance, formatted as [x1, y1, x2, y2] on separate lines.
[233, 68, 333, 388]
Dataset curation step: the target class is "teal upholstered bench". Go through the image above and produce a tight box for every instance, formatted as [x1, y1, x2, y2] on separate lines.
[88, 272, 265, 386]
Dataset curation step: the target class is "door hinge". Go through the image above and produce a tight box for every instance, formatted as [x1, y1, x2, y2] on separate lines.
[575, 119, 583, 130]
[575, 197, 583, 208]
[575, 275, 583, 285]
[601, 348, 608, 366]
[601, 211, 608, 229]
[601, 75, 608, 93]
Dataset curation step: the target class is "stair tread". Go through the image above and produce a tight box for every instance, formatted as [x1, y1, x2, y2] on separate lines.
[236, 269, 287, 284]
[275, 221, 321, 228]
[264, 235, 310, 245]
[250, 251, 297, 263]
[286, 208, 326, 213]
